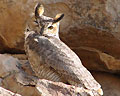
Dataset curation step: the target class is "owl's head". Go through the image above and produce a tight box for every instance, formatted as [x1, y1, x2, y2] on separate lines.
[34, 3, 64, 39]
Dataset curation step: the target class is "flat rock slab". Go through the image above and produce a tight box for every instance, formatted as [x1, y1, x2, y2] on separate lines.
[36, 79, 98, 96]
[0, 54, 39, 96]
[0, 54, 20, 78]
[0, 87, 21, 96]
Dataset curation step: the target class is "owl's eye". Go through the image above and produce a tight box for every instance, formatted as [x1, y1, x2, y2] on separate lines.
[48, 26, 53, 29]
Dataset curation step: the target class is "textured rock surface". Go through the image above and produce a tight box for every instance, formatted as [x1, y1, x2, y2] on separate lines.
[0, 87, 21, 96]
[0, 54, 39, 96]
[0, 54, 20, 77]
[1, 73, 39, 96]
[93, 72, 120, 96]
[0, 0, 120, 73]
[36, 79, 98, 96]
[72, 47, 120, 73]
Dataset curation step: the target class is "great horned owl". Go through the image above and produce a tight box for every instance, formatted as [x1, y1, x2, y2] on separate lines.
[25, 3, 103, 96]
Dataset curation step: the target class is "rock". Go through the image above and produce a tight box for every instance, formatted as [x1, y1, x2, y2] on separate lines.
[9, 54, 28, 60]
[1, 73, 39, 96]
[58, 0, 120, 73]
[0, 54, 20, 77]
[36, 79, 99, 96]
[0, 53, 33, 75]
[13, 70, 100, 96]
[0, 54, 39, 96]
[0, 87, 21, 96]
[0, 0, 120, 73]
[2, 73, 98, 96]
[71, 47, 120, 73]
[0, 0, 27, 53]
[15, 70, 38, 86]
[92, 72, 120, 96]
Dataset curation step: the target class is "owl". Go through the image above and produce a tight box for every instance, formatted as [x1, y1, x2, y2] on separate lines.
[25, 3, 103, 96]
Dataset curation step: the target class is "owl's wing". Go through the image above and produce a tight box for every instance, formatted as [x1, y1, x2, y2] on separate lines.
[26, 33, 101, 91]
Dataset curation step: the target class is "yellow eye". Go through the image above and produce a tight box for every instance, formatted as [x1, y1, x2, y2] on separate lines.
[48, 26, 53, 30]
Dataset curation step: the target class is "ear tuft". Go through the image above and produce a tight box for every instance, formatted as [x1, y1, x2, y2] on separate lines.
[53, 13, 64, 23]
[35, 3, 44, 18]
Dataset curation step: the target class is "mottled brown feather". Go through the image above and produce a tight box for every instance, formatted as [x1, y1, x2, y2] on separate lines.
[25, 32, 101, 91]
